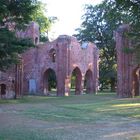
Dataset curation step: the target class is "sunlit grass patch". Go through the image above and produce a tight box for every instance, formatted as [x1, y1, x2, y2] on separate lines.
[132, 114, 140, 119]
[0, 92, 140, 140]
[113, 103, 140, 108]
[130, 135, 140, 140]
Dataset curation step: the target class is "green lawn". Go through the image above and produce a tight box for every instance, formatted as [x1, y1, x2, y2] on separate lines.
[0, 92, 140, 140]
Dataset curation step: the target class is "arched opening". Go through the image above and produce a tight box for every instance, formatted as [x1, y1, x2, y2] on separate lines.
[132, 67, 140, 96]
[0, 84, 6, 98]
[43, 68, 57, 95]
[35, 37, 38, 45]
[84, 69, 93, 94]
[49, 49, 56, 63]
[71, 67, 82, 95]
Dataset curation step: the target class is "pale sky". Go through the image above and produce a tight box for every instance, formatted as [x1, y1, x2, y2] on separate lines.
[41, 0, 103, 39]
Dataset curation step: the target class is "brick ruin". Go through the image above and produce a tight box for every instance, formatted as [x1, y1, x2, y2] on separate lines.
[0, 58, 23, 99]
[0, 22, 99, 98]
[0, 69, 15, 99]
[2, 22, 140, 99]
[115, 25, 140, 97]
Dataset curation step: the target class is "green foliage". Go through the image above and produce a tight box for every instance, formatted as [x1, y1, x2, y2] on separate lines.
[0, 0, 38, 29]
[0, 28, 33, 70]
[48, 70, 57, 90]
[31, 1, 57, 38]
[71, 71, 76, 88]
[31, 1, 51, 32]
[134, 47, 140, 65]
[0, 0, 57, 71]
[115, 0, 140, 65]
[40, 34, 49, 42]
[0, 0, 40, 71]
[122, 47, 135, 54]
[75, 0, 131, 91]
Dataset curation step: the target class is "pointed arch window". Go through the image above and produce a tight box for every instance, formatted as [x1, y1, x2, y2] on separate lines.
[49, 49, 56, 63]
[35, 37, 38, 45]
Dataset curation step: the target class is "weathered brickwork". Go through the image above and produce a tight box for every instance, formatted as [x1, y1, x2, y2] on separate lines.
[16, 22, 40, 45]
[22, 35, 99, 96]
[0, 67, 15, 99]
[115, 25, 140, 97]
[0, 22, 99, 97]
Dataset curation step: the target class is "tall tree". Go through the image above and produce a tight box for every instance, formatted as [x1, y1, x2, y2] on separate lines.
[115, 0, 140, 64]
[0, 0, 54, 70]
[0, 0, 39, 70]
[75, 0, 131, 91]
[31, 1, 57, 42]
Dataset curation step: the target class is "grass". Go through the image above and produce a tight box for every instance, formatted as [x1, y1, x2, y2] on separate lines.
[0, 92, 140, 140]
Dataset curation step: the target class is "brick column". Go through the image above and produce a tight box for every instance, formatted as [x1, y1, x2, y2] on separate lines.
[64, 76, 71, 96]
[81, 74, 85, 94]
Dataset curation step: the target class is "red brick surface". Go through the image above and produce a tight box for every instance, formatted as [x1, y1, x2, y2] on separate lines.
[0, 22, 99, 97]
[22, 35, 99, 96]
[115, 25, 140, 97]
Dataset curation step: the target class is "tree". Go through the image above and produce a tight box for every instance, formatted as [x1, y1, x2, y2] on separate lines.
[0, 28, 33, 70]
[0, 0, 54, 70]
[0, 0, 39, 70]
[31, 1, 57, 42]
[115, 0, 140, 64]
[74, 0, 131, 91]
[0, 0, 38, 29]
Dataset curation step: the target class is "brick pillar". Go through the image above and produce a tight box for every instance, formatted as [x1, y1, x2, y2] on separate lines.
[15, 57, 23, 98]
[132, 67, 140, 96]
[64, 44, 71, 96]
[138, 69, 140, 96]
[115, 25, 134, 97]
[93, 47, 99, 94]
[64, 76, 71, 96]
[56, 42, 66, 96]
[81, 74, 85, 94]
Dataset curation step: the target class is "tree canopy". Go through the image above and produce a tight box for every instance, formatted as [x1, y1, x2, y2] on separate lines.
[74, 0, 132, 91]
[115, 0, 140, 64]
[0, 0, 54, 71]
[31, 1, 57, 42]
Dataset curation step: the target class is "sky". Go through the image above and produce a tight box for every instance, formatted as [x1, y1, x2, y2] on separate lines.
[41, 0, 103, 39]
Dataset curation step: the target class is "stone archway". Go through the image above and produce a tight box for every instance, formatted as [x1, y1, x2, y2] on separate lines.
[43, 68, 57, 95]
[71, 67, 82, 95]
[0, 83, 6, 98]
[132, 67, 140, 96]
[84, 69, 93, 94]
